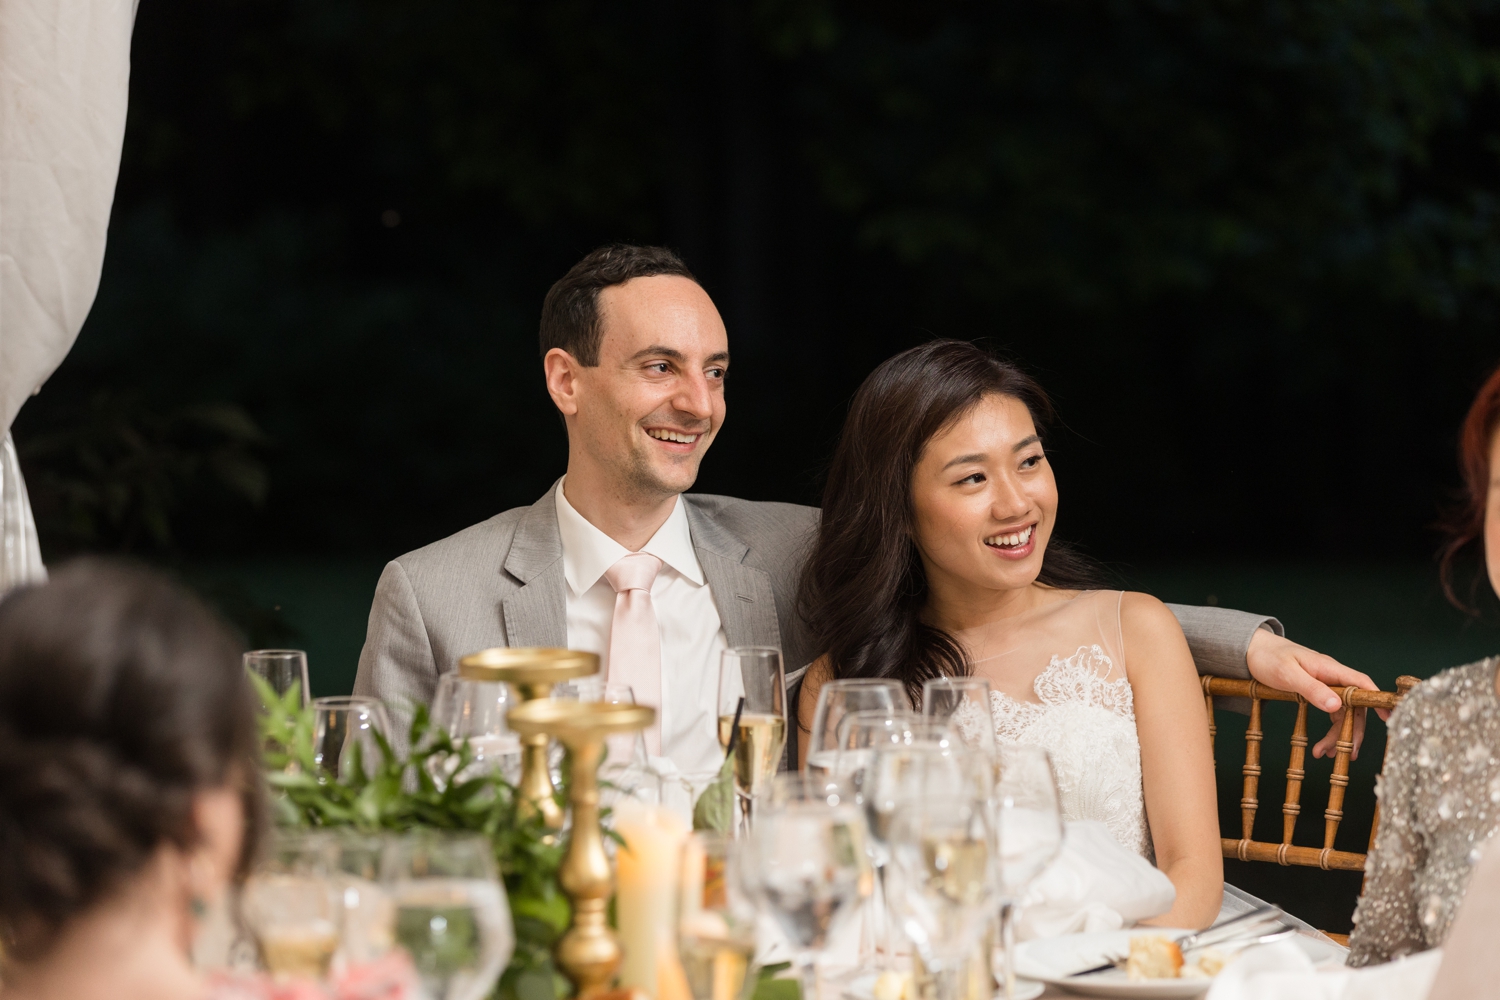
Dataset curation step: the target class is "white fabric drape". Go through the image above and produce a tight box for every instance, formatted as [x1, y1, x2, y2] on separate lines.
[0, 0, 137, 590]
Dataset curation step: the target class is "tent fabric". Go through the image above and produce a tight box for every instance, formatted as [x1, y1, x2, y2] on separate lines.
[0, 0, 137, 589]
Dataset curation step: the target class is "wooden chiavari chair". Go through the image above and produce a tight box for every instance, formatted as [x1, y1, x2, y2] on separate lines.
[1200, 674, 1420, 944]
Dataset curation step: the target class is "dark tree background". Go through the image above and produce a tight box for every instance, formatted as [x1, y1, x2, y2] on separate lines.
[16, 0, 1500, 566]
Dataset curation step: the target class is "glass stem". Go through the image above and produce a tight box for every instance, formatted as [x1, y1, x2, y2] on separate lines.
[868, 863, 888, 971]
[800, 953, 820, 1000]
[1000, 901, 1017, 1000]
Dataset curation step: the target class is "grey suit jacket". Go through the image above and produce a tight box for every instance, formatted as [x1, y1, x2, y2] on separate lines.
[354, 482, 1280, 754]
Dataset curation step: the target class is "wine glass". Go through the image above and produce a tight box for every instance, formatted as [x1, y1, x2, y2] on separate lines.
[312, 696, 392, 780]
[329, 830, 395, 965]
[429, 673, 522, 786]
[921, 677, 995, 757]
[380, 832, 515, 1000]
[241, 831, 344, 979]
[245, 649, 310, 707]
[884, 797, 1003, 1000]
[716, 646, 786, 835]
[993, 745, 1064, 1000]
[738, 788, 872, 1000]
[807, 679, 909, 776]
[556, 679, 647, 770]
[676, 832, 759, 1000]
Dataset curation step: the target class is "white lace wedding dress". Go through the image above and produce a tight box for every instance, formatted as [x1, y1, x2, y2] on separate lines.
[957, 590, 1153, 859]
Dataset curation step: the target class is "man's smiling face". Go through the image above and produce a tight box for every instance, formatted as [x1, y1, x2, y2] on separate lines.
[562, 274, 729, 501]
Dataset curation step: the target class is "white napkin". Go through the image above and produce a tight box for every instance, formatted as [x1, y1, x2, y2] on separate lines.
[1014, 820, 1176, 939]
[1205, 940, 1442, 1000]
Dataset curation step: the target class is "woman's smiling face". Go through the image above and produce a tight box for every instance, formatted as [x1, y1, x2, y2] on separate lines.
[909, 392, 1058, 603]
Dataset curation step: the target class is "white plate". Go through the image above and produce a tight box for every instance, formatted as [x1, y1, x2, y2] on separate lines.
[841, 971, 1044, 1000]
[1014, 929, 1343, 998]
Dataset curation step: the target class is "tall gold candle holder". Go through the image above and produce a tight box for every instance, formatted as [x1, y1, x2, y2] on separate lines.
[506, 698, 655, 998]
[459, 647, 599, 829]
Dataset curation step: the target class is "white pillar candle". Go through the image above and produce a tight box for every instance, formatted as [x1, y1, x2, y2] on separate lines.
[615, 801, 690, 998]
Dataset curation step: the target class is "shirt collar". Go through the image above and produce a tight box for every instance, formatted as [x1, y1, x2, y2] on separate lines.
[555, 479, 705, 597]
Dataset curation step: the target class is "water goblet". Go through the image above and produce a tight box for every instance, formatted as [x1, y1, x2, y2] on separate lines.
[312, 696, 391, 780]
[245, 649, 310, 707]
[429, 673, 522, 786]
[379, 832, 514, 1000]
[716, 646, 787, 835]
[676, 832, 759, 1000]
[737, 787, 872, 1000]
[993, 745, 1064, 1000]
[807, 679, 909, 775]
[884, 797, 1004, 1000]
[921, 677, 995, 757]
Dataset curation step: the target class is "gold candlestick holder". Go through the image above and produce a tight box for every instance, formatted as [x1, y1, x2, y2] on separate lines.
[506, 698, 655, 998]
[459, 647, 599, 829]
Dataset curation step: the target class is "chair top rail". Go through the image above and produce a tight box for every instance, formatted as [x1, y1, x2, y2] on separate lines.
[1202, 676, 1419, 711]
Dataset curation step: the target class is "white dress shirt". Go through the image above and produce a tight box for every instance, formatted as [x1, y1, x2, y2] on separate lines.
[555, 481, 732, 775]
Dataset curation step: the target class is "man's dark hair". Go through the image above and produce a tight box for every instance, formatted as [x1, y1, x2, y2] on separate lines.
[539, 243, 699, 365]
[0, 558, 266, 960]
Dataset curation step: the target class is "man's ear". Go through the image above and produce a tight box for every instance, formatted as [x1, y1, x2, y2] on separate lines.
[544, 348, 582, 417]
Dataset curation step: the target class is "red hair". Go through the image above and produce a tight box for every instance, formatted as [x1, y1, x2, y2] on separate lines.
[1439, 362, 1500, 611]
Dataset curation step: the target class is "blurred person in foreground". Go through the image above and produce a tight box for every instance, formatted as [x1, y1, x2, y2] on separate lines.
[0, 559, 264, 1000]
[355, 243, 1380, 772]
[1347, 361, 1500, 965]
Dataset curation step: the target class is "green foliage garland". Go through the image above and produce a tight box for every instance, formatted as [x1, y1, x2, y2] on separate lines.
[253, 677, 570, 1000]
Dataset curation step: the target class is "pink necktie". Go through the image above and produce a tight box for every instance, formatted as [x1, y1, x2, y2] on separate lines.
[604, 552, 663, 756]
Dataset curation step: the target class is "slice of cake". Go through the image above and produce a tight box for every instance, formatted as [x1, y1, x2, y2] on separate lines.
[1125, 935, 1184, 981]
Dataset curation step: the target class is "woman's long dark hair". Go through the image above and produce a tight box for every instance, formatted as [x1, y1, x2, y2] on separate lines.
[798, 340, 1105, 704]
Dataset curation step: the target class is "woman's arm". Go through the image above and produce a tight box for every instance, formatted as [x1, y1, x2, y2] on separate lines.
[795, 655, 834, 770]
[1346, 696, 1426, 966]
[1121, 591, 1224, 929]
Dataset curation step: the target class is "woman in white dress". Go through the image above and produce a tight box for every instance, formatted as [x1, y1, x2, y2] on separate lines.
[796, 339, 1223, 929]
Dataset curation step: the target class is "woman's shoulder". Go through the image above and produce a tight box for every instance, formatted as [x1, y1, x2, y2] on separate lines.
[1395, 656, 1500, 718]
[1116, 590, 1183, 632]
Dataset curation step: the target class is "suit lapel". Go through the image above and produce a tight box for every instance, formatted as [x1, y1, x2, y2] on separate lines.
[500, 483, 568, 649]
[685, 501, 783, 651]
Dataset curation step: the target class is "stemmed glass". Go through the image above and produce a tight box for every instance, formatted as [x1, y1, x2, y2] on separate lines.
[556, 679, 647, 772]
[738, 775, 872, 1000]
[312, 696, 392, 780]
[676, 832, 759, 1000]
[807, 679, 909, 775]
[921, 677, 995, 757]
[429, 673, 523, 785]
[884, 797, 1004, 1000]
[245, 649, 310, 707]
[241, 831, 344, 979]
[994, 745, 1064, 1000]
[716, 646, 786, 834]
[380, 832, 514, 1000]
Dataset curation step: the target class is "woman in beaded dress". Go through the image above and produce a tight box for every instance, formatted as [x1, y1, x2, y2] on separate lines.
[1347, 363, 1500, 966]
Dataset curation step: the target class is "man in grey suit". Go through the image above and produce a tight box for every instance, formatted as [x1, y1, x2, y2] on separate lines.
[354, 243, 1378, 768]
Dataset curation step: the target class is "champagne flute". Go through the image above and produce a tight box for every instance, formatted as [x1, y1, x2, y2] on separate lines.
[716, 646, 786, 835]
[677, 832, 759, 1000]
[807, 679, 909, 776]
[738, 788, 872, 1000]
[429, 673, 522, 786]
[993, 745, 1064, 1000]
[921, 677, 995, 757]
[311, 696, 391, 780]
[380, 832, 515, 1000]
[833, 709, 922, 970]
[245, 649, 310, 707]
[884, 797, 1003, 1000]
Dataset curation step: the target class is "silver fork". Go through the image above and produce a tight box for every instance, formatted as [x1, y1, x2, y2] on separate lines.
[1066, 905, 1290, 977]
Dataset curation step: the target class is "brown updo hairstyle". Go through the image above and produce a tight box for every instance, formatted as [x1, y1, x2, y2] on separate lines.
[1439, 362, 1500, 612]
[0, 559, 266, 959]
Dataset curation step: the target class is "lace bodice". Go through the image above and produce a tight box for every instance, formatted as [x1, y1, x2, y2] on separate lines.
[957, 591, 1153, 859]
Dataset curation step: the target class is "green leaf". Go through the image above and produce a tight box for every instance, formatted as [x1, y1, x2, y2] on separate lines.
[693, 752, 736, 832]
